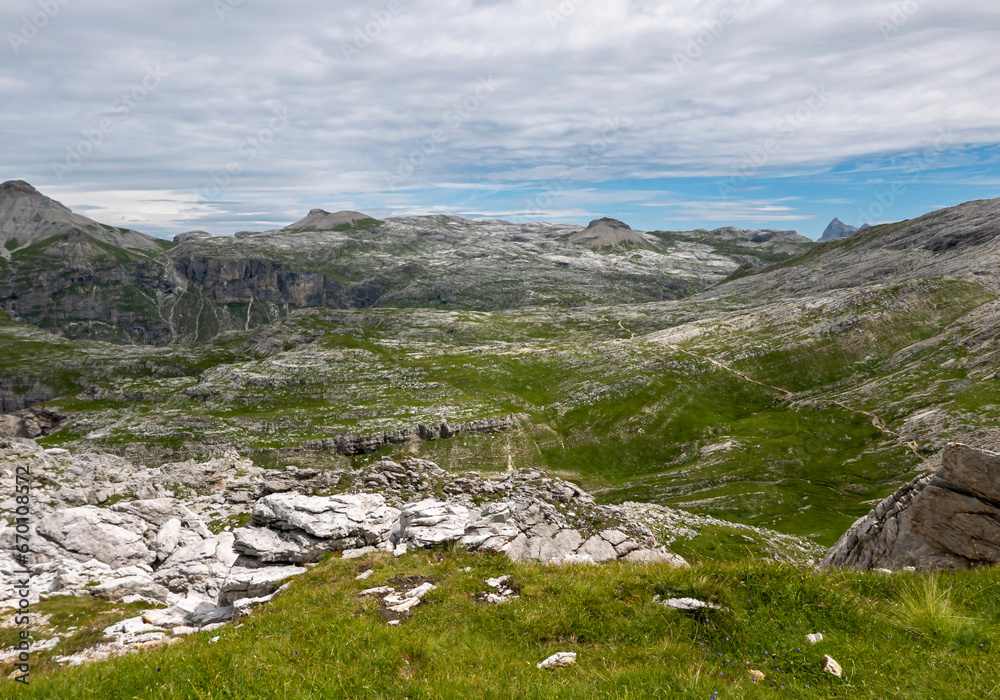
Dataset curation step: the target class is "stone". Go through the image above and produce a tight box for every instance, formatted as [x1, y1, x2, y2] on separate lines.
[90, 576, 171, 605]
[356, 570, 374, 580]
[37, 507, 154, 568]
[824, 445, 1000, 570]
[577, 536, 618, 563]
[359, 586, 395, 597]
[655, 597, 721, 612]
[251, 492, 398, 545]
[155, 519, 184, 561]
[232, 526, 331, 563]
[112, 499, 211, 538]
[219, 565, 307, 605]
[821, 655, 843, 677]
[233, 594, 274, 619]
[623, 548, 689, 566]
[748, 669, 765, 682]
[154, 533, 239, 599]
[529, 529, 584, 562]
[599, 529, 629, 546]
[399, 500, 470, 548]
[807, 633, 824, 645]
[537, 652, 577, 669]
[342, 546, 378, 559]
[143, 596, 232, 627]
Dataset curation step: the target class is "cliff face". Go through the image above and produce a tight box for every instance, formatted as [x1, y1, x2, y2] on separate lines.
[172, 257, 389, 309]
[0, 230, 178, 344]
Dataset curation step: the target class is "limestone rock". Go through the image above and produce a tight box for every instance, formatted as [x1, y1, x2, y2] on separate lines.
[251, 492, 398, 544]
[90, 575, 171, 605]
[655, 597, 721, 612]
[143, 596, 232, 628]
[154, 533, 239, 599]
[821, 655, 843, 677]
[623, 548, 689, 566]
[219, 565, 307, 605]
[537, 652, 577, 669]
[824, 444, 1000, 570]
[399, 500, 470, 548]
[37, 507, 154, 568]
[577, 535, 618, 563]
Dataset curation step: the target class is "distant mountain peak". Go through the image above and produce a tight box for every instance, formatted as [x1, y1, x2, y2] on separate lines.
[284, 209, 375, 232]
[570, 218, 645, 248]
[0, 180, 40, 195]
[590, 217, 632, 229]
[0, 181, 161, 252]
[819, 218, 860, 243]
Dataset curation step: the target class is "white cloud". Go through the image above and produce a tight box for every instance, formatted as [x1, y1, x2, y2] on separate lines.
[1, 0, 998, 235]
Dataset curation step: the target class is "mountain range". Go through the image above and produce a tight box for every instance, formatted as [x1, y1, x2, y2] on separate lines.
[2, 181, 1000, 548]
[0, 181, 813, 344]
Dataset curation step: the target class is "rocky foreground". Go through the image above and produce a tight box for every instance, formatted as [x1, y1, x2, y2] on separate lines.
[0, 439, 686, 665]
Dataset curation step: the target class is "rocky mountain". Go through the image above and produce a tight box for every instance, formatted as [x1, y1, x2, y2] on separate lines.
[707, 197, 1000, 302]
[0, 181, 814, 344]
[282, 209, 377, 232]
[0, 181, 162, 256]
[817, 217, 864, 243]
[569, 218, 648, 248]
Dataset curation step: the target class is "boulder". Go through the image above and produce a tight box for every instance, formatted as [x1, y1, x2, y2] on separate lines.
[154, 533, 239, 599]
[142, 596, 231, 628]
[252, 492, 398, 544]
[219, 565, 307, 605]
[623, 548, 689, 566]
[823, 444, 1000, 570]
[399, 499, 470, 548]
[90, 575, 171, 604]
[154, 519, 184, 561]
[577, 535, 618, 563]
[232, 526, 333, 563]
[537, 652, 577, 670]
[112, 498, 212, 538]
[37, 507, 154, 568]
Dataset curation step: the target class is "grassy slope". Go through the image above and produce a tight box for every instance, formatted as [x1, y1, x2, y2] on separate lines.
[9, 551, 1000, 699]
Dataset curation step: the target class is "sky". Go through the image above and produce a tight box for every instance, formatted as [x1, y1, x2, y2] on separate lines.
[2, 0, 1000, 240]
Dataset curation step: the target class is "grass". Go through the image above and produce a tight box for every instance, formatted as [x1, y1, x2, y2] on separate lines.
[6, 551, 1000, 699]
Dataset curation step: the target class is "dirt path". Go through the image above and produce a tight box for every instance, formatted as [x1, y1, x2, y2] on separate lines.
[652, 336, 931, 467]
[665, 343, 795, 400]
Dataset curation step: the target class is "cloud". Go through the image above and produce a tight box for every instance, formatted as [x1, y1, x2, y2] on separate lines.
[1, 0, 999, 238]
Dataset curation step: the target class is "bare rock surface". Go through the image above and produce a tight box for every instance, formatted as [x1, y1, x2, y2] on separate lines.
[0, 438, 690, 665]
[823, 444, 1000, 570]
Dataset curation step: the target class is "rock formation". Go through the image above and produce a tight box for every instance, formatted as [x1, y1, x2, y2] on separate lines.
[0, 180, 162, 253]
[0, 438, 686, 664]
[822, 444, 1000, 570]
[282, 209, 376, 232]
[301, 415, 525, 456]
[570, 218, 646, 248]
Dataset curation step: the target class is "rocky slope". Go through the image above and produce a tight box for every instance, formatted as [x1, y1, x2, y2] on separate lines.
[0, 181, 162, 255]
[711, 197, 1000, 301]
